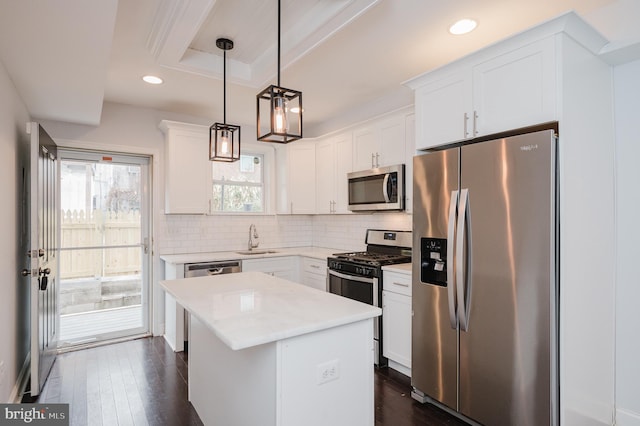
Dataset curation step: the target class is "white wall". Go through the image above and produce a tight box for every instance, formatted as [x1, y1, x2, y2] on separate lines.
[613, 59, 640, 426]
[0, 59, 31, 402]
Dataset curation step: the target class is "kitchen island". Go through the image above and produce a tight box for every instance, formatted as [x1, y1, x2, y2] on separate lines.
[160, 271, 380, 426]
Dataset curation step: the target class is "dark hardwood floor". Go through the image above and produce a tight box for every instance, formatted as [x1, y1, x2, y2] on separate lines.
[30, 337, 467, 426]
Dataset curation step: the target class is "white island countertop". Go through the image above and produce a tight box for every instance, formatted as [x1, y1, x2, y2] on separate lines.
[160, 271, 381, 351]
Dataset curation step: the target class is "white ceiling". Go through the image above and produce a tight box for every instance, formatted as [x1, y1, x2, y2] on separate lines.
[1, 0, 640, 136]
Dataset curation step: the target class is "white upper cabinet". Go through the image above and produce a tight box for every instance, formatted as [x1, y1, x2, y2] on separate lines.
[379, 116, 406, 167]
[411, 37, 556, 149]
[415, 70, 472, 149]
[316, 133, 353, 214]
[404, 113, 415, 213]
[159, 121, 211, 214]
[286, 142, 316, 214]
[352, 126, 378, 171]
[353, 115, 407, 171]
[315, 138, 335, 214]
[472, 37, 556, 136]
[334, 134, 353, 214]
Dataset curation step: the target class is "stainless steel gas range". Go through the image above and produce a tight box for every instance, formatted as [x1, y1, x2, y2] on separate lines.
[327, 229, 412, 366]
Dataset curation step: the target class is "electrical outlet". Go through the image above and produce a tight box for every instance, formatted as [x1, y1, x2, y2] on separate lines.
[316, 359, 340, 385]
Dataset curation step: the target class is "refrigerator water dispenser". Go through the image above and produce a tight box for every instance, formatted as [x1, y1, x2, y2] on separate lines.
[420, 238, 447, 286]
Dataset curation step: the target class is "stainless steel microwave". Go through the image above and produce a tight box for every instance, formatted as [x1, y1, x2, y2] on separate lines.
[347, 164, 405, 212]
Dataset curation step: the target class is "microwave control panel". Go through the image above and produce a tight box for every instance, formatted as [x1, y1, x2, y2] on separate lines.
[420, 237, 447, 286]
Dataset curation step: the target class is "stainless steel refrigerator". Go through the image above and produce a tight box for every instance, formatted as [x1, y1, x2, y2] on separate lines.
[411, 127, 558, 426]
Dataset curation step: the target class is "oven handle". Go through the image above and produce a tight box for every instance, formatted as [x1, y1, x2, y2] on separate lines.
[328, 269, 375, 284]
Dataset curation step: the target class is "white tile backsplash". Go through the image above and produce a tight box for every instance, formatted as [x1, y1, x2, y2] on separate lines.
[312, 213, 412, 251]
[157, 212, 412, 255]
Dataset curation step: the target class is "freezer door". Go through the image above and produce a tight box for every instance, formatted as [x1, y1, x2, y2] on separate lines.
[458, 129, 556, 425]
[411, 149, 459, 410]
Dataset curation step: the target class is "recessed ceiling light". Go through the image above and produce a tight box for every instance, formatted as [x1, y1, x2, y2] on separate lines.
[142, 75, 163, 85]
[449, 19, 477, 35]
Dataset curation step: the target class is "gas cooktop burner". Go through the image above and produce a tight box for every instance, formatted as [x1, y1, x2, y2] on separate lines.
[332, 251, 411, 266]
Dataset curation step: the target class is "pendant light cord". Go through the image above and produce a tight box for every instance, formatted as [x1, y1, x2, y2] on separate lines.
[277, 0, 281, 87]
[223, 49, 227, 124]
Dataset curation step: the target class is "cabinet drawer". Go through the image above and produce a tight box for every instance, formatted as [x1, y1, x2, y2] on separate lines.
[242, 257, 296, 273]
[383, 271, 411, 297]
[302, 257, 326, 276]
[303, 273, 327, 292]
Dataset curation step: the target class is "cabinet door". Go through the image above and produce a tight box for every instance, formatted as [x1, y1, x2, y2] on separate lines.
[288, 143, 316, 214]
[473, 37, 556, 136]
[404, 114, 415, 213]
[334, 133, 353, 214]
[415, 70, 472, 149]
[382, 290, 412, 368]
[352, 127, 379, 171]
[161, 122, 211, 214]
[315, 139, 335, 214]
[378, 116, 406, 167]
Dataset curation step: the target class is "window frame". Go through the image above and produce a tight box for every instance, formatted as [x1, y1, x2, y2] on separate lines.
[209, 142, 276, 215]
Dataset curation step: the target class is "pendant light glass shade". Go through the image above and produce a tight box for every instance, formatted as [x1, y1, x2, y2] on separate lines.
[256, 0, 303, 143]
[210, 123, 240, 161]
[210, 38, 241, 162]
[257, 85, 302, 143]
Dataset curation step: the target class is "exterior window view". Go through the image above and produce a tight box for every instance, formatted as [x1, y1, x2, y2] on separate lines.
[212, 154, 264, 212]
[59, 158, 146, 344]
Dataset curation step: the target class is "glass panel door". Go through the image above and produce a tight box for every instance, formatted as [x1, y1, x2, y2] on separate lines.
[58, 150, 151, 346]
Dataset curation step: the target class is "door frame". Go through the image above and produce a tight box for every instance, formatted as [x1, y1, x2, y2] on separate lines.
[56, 148, 153, 346]
[53, 139, 161, 338]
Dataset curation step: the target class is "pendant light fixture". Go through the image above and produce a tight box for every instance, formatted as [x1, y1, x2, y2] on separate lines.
[256, 0, 303, 143]
[210, 38, 241, 162]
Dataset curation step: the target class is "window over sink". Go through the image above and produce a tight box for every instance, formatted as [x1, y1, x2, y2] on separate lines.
[212, 153, 265, 213]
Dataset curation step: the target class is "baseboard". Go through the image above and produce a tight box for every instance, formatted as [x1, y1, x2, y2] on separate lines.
[617, 407, 640, 426]
[9, 353, 30, 403]
[388, 360, 411, 378]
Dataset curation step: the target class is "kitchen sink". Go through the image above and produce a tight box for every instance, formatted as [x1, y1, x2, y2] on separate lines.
[235, 250, 279, 255]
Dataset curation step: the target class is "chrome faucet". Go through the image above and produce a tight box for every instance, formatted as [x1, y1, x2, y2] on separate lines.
[248, 224, 259, 251]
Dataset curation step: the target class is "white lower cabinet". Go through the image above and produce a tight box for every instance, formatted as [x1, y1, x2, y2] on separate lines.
[300, 257, 327, 291]
[382, 269, 412, 376]
[242, 257, 299, 282]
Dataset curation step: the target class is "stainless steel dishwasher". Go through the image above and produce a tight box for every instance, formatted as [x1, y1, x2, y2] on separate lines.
[184, 260, 242, 277]
[182, 260, 242, 346]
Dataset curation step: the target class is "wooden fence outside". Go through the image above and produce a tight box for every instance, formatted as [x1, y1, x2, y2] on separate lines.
[60, 209, 141, 280]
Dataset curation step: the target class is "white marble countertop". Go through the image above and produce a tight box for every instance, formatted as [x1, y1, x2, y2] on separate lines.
[160, 246, 345, 265]
[160, 271, 381, 351]
[382, 262, 412, 275]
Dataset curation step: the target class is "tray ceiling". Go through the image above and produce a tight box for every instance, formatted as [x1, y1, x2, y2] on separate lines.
[148, 0, 380, 87]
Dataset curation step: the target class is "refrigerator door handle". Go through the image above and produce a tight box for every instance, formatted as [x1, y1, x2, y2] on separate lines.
[447, 190, 459, 329]
[456, 188, 472, 332]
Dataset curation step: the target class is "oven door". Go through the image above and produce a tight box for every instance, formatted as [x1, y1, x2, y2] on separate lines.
[328, 269, 378, 306]
[328, 269, 382, 364]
